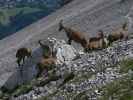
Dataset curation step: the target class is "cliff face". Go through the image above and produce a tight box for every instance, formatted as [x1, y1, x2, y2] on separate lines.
[0, 0, 133, 99]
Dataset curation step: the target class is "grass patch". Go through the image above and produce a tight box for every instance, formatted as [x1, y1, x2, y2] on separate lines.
[99, 59, 133, 100]
[0, 81, 34, 99]
[12, 83, 33, 97]
[73, 91, 88, 100]
[99, 75, 133, 100]
[0, 78, 40, 99]
[0, 70, 60, 99]
[119, 59, 133, 73]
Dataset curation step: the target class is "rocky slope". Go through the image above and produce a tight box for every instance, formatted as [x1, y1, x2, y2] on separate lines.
[0, 0, 133, 99]
[1, 37, 133, 100]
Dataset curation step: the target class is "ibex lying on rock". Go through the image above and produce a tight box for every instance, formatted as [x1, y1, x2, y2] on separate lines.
[16, 48, 32, 66]
[37, 56, 57, 77]
[37, 41, 57, 77]
[58, 20, 88, 49]
[107, 23, 128, 45]
[37, 57, 56, 70]
[87, 30, 108, 50]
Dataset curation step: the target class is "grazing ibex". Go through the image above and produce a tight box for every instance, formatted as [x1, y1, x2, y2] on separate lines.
[107, 22, 128, 45]
[58, 20, 88, 49]
[16, 48, 32, 66]
[87, 30, 108, 50]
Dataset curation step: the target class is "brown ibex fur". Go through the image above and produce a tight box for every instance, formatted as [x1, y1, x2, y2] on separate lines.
[37, 57, 56, 70]
[107, 22, 128, 45]
[37, 41, 57, 77]
[37, 56, 57, 77]
[87, 30, 108, 50]
[59, 20, 88, 49]
[16, 47, 32, 66]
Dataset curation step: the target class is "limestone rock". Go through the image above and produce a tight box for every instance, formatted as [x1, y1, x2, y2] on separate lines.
[40, 38, 78, 65]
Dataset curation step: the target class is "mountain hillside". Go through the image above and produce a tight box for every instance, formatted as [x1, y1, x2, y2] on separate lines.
[0, 0, 71, 39]
[0, 0, 133, 99]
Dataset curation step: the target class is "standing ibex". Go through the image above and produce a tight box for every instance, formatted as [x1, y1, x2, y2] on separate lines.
[58, 20, 88, 49]
[16, 48, 32, 66]
[107, 22, 128, 45]
[87, 30, 108, 50]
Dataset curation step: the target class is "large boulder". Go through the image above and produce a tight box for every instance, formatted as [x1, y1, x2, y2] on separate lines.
[42, 38, 79, 65]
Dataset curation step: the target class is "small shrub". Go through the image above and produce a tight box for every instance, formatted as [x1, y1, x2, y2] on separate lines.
[73, 91, 87, 100]
[119, 59, 133, 73]
[12, 83, 33, 97]
[0, 90, 3, 99]
[99, 76, 133, 100]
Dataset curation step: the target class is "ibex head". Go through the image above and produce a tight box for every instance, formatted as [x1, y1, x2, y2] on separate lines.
[59, 20, 64, 31]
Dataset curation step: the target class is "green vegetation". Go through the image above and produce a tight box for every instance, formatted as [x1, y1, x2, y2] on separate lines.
[73, 91, 88, 100]
[0, 5, 49, 39]
[0, 9, 10, 25]
[0, 80, 34, 99]
[0, 7, 42, 25]
[12, 83, 33, 97]
[99, 59, 133, 100]
[99, 76, 133, 100]
[39, 58, 133, 100]
[0, 70, 59, 99]
[119, 59, 133, 73]
[0, 1, 66, 39]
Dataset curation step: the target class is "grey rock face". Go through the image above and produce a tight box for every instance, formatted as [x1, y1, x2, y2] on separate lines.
[39, 38, 78, 65]
[48, 38, 78, 65]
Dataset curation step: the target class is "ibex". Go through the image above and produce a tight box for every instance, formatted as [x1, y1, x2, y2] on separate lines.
[58, 20, 88, 49]
[107, 22, 128, 45]
[16, 47, 32, 66]
[87, 30, 108, 50]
